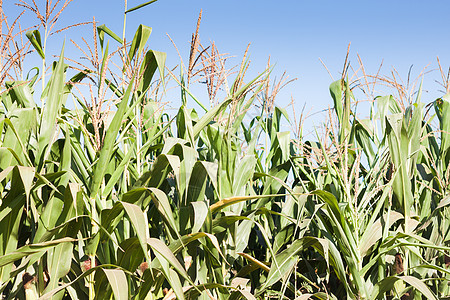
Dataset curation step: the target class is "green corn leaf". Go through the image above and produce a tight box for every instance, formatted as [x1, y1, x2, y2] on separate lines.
[148, 187, 180, 239]
[168, 232, 224, 260]
[186, 162, 208, 205]
[386, 113, 414, 220]
[122, 202, 149, 259]
[371, 275, 437, 300]
[166, 268, 185, 300]
[16, 166, 35, 202]
[0, 109, 36, 169]
[354, 120, 376, 166]
[97, 24, 123, 48]
[104, 269, 128, 300]
[190, 202, 208, 233]
[183, 283, 230, 299]
[138, 50, 166, 93]
[116, 238, 144, 271]
[238, 252, 270, 272]
[147, 238, 187, 277]
[43, 241, 74, 298]
[102, 143, 136, 197]
[435, 94, 450, 167]
[98, 41, 109, 93]
[65, 69, 92, 92]
[232, 155, 256, 196]
[211, 193, 293, 213]
[38, 44, 66, 168]
[90, 76, 134, 198]
[330, 80, 343, 125]
[147, 238, 191, 290]
[0, 202, 24, 283]
[276, 131, 290, 163]
[57, 124, 72, 187]
[125, 0, 158, 13]
[39, 265, 134, 299]
[360, 211, 403, 256]
[0, 237, 76, 268]
[127, 25, 152, 64]
[25, 30, 45, 59]
[5, 81, 36, 108]
[192, 98, 232, 138]
[258, 238, 311, 292]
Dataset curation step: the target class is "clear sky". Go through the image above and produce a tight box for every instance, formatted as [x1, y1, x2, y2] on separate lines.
[4, 0, 450, 133]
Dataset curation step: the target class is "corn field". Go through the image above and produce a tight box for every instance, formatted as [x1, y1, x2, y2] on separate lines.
[0, 1, 449, 299]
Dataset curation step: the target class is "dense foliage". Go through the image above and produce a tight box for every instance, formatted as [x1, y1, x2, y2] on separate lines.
[0, 1, 449, 299]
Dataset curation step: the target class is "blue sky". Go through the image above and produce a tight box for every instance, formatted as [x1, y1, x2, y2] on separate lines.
[4, 0, 450, 133]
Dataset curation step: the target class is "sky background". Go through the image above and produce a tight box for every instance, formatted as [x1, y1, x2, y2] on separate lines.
[4, 0, 450, 135]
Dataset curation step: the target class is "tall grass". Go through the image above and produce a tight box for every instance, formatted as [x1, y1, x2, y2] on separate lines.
[0, 1, 449, 299]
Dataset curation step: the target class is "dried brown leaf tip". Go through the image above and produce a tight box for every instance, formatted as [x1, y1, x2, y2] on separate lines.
[22, 272, 36, 290]
[445, 252, 450, 268]
[22, 272, 39, 298]
[394, 252, 404, 274]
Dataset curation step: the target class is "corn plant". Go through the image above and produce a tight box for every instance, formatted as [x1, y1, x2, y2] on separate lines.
[1, 1, 450, 300]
